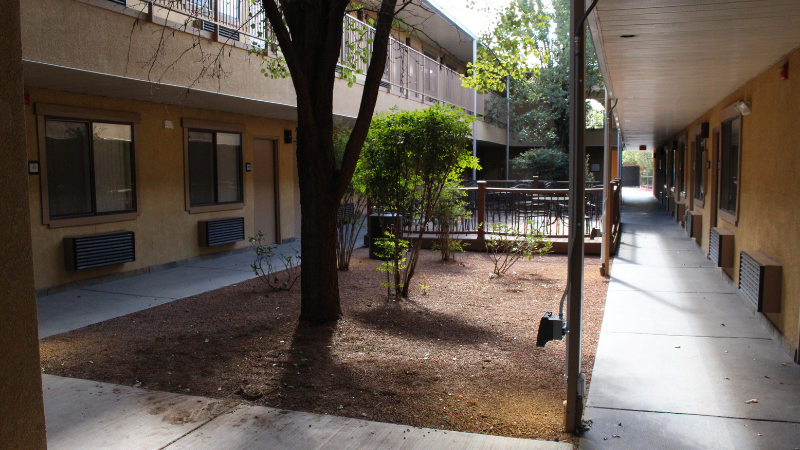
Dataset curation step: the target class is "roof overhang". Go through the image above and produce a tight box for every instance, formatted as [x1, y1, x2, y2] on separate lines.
[393, 0, 477, 64]
[588, 0, 800, 151]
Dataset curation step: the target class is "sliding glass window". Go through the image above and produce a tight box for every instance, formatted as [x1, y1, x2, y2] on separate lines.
[719, 117, 740, 214]
[45, 119, 135, 219]
[188, 130, 242, 207]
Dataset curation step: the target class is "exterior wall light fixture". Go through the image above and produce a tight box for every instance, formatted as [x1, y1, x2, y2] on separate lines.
[734, 101, 751, 116]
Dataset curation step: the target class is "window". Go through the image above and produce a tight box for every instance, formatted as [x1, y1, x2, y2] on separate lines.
[678, 141, 686, 194]
[42, 117, 136, 221]
[693, 135, 705, 202]
[719, 117, 740, 215]
[188, 130, 243, 207]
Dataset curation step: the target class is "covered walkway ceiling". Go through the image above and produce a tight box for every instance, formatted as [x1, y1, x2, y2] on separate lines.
[588, 0, 800, 150]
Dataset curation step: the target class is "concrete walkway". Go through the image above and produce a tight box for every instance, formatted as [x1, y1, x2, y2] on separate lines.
[581, 189, 800, 449]
[37, 241, 303, 338]
[38, 231, 569, 450]
[43, 375, 569, 450]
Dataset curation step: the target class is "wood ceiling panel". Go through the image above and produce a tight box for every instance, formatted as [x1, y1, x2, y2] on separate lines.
[590, 0, 800, 149]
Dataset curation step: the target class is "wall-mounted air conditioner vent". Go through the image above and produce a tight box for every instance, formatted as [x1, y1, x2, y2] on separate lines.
[708, 227, 734, 268]
[199, 217, 245, 247]
[739, 251, 781, 313]
[218, 26, 240, 41]
[198, 20, 216, 34]
[64, 231, 135, 271]
[685, 211, 702, 240]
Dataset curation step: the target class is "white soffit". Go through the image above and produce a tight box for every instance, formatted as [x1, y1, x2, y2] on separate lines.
[588, 0, 800, 149]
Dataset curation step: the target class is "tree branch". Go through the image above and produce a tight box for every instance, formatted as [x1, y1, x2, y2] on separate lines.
[262, 0, 315, 127]
[336, 0, 401, 198]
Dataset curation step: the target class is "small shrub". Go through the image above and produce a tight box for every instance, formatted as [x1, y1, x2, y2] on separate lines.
[432, 181, 470, 261]
[249, 231, 301, 291]
[484, 223, 553, 276]
[374, 231, 408, 299]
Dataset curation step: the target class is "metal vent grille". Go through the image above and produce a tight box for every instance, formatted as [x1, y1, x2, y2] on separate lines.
[380, 80, 390, 88]
[64, 232, 135, 271]
[218, 26, 240, 41]
[199, 217, 245, 247]
[709, 228, 721, 266]
[739, 251, 763, 310]
[106, 0, 126, 5]
[200, 20, 216, 34]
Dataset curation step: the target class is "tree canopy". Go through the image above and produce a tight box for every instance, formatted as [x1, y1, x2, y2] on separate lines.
[463, 0, 603, 151]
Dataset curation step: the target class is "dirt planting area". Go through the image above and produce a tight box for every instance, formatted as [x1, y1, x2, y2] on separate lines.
[40, 249, 609, 443]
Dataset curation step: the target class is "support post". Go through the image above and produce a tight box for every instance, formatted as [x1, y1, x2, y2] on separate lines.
[0, 0, 48, 447]
[565, 0, 587, 433]
[472, 39, 478, 181]
[601, 90, 611, 276]
[506, 74, 510, 181]
[477, 181, 486, 241]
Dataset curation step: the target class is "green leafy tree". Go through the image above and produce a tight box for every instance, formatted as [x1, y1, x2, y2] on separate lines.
[510, 147, 594, 181]
[622, 150, 654, 177]
[464, 0, 603, 151]
[363, 104, 479, 298]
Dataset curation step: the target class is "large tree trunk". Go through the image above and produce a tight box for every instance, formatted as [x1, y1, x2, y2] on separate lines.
[264, 0, 397, 323]
[297, 148, 342, 322]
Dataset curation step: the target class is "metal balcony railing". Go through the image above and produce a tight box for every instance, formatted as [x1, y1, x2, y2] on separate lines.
[143, 1, 484, 113]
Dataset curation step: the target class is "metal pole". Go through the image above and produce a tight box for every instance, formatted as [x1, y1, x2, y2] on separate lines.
[565, 0, 586, 433]
[506, 74, 510, 181]
[472, 39, 478, 181]
[601, 89, 611, 275]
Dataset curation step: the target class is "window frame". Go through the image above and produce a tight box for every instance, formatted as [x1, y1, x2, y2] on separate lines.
[717, 103, 743, 225]
[35, 104, 141, 229]
[692, 128, 706, 207]
[678, 139, 687, 197]
[182, 118, 246, 214]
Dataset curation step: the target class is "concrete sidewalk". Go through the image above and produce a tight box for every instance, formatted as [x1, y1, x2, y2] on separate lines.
[580, 189, 800, 449]
[43, 375, 570, 450]
[37, 241, 303, 338]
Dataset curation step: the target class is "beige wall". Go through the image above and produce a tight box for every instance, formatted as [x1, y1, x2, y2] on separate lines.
[21, 0, 478, 124]
[0, 0, 47, 447]
[26, 87, 299, 291]
[662, 47, 800, 352]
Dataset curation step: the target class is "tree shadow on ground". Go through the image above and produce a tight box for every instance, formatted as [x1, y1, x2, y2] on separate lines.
[352, 300, 499, 345]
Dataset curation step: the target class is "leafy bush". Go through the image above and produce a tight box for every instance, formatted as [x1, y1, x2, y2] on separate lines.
[333, 124, 368, 271]
[374, 231, 408, 299]
[484, 223, 553, 276]
[510, 148, 595, 181]
[363, 104, 479, 298]
[431, 181, 470, 261]
[249, 231, 301, 291]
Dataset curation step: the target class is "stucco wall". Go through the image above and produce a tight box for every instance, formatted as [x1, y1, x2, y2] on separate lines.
[661, 46, 800, 351]
[0, 0, 47, 447]
[26, 87, 300, 291]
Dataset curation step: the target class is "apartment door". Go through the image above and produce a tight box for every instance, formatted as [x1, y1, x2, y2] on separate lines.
[253, 138, 278, 244]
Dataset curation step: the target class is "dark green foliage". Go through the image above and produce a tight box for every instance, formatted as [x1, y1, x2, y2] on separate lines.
[363, 104, 479, 297]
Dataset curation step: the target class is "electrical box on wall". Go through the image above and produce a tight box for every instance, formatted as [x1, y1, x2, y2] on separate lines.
[284, 129, 293, 144]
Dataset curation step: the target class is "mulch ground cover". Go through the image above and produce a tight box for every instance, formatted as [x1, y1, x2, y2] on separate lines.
[40, 248, 609, 443]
